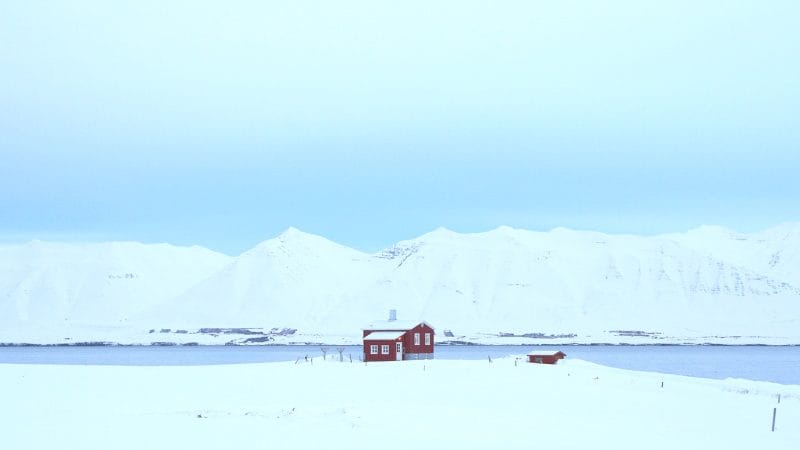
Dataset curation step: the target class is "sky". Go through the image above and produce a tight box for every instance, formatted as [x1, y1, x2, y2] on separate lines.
[1, 1, 798, 255]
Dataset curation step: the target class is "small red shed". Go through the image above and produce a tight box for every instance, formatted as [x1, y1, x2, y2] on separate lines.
[363, 311, 434, 362]
[527, 350, 566, 364]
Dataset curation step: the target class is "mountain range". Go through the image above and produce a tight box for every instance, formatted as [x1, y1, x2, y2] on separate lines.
[2, 224, 799, 344]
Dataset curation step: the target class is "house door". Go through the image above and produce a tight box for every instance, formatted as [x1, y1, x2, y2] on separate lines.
[396, 342, 403, 361]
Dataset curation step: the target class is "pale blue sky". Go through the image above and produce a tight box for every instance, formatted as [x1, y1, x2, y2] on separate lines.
[1, 1, 798, 254]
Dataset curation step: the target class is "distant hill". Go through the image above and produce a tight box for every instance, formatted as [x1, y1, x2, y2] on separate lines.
[2, 224, 799, 344]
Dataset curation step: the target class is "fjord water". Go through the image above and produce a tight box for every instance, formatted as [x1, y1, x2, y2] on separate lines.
[1, 345, 798, 385]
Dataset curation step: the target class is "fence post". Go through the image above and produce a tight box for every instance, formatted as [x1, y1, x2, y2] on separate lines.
[772, 407, 777, 432]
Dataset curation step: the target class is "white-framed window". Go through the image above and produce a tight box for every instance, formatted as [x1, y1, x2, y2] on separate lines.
[414, 333, 420, 345]
[370, 345, 378, 355]
[396, 342, 402, 353]
[381, 344, 390, 355]
[425, 333, 431, 345]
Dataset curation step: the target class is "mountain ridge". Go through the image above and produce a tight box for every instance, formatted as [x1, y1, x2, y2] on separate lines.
[1, 224, 798, 344]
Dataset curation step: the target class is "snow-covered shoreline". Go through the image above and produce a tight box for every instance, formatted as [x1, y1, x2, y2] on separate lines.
[2, 357, 798, 450]
[3, 326, 800, 347]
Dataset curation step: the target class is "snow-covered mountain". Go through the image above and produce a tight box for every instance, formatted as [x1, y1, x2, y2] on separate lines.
[366, 225, 800, 338]
[0, 241, 231, 339]
[145, 227, 382, 332]
[1, 225, 799, 344]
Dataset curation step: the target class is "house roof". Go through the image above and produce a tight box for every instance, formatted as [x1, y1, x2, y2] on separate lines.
[527, 350, 567, 356]
[363, 331, 406, 341]
[364, 320, 435, 332]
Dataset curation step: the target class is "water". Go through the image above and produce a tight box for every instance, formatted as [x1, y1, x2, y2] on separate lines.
[1, 345, 798, 385]
[441, 345, 800, 385]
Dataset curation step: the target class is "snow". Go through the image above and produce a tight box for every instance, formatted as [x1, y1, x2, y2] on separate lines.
[527, 349, 565, 356]
[1, 357, 797, 450]
[362, 331, 406, 340]
[2, 224, 800, 345]
[0, 241, 230, 328]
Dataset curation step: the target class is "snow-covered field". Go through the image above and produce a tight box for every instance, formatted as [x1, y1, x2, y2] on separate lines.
[3, 357, 797, 450]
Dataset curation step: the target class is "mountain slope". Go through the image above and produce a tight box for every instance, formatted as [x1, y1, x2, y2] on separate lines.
[366, 226, 800, 336]
[0, 241, 231, 330]
[665, 223, 800, 285]
[2, 225, 799, 343]
[145, 228, 384, 332]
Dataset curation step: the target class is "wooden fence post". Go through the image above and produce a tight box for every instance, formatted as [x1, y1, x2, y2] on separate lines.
[772, 407, 777, 432]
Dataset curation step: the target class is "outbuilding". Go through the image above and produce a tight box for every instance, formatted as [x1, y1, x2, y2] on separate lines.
[363, 310, 434, 362]
[527, 350, 566, 364]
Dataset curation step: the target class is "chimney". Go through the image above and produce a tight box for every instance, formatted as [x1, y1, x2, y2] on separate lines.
[388, 309, 397, 321]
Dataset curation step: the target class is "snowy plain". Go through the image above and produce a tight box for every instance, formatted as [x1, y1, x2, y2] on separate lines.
[2, 357, 798, 450]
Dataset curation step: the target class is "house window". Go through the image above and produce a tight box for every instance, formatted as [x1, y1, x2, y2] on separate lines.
[414, 333, 420, 345]
[381, 345, 390, 355]
[425, 333, 431, 345]
[396, 342, 402, 353]
[370, 345, 378, 355]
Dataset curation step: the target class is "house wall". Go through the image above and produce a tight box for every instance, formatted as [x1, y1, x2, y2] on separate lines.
[363, 339, 401, 362]
[362, 323, 435, 361]
[401, 324, 434, 357]
[527, 353, 565, 364]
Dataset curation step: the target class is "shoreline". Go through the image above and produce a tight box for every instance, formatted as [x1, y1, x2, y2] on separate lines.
[3, 341, 800, 347]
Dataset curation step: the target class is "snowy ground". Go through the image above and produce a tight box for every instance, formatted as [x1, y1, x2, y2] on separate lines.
[2, 357, 798, 450]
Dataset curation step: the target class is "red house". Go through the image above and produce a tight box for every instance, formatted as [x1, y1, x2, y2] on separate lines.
[363, 311, 434, 362]
[527, 350, 566, 364]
